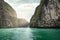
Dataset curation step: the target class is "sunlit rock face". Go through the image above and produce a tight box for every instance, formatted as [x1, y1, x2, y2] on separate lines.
[0, 0, 17, 27]
[30, 0, 60, 27]
[17, 19, 29, 27]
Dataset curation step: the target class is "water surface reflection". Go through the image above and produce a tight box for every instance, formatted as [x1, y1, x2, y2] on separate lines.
[0, 28, 60, 40]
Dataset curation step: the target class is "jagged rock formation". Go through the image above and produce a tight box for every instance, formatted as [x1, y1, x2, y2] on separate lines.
[0, 0, 17, 27]
[30, 0, 60, 27]
[17, 19, 29, 27]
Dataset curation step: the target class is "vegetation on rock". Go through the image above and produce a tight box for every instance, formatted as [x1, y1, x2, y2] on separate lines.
[30, 0, 60, 27]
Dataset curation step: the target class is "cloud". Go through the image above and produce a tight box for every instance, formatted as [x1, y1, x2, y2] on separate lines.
[15, 3, 39, 22]
[4, 0, 40, 22]
[4, 0, 40, 4]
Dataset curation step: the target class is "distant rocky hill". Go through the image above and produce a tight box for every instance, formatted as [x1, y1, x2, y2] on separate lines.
[30, 0, 60, 27]
[17, 19, 29, 27]
[0, 0, 28, 28]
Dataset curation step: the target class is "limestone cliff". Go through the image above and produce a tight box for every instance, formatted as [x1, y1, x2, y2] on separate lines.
[30, 0, 60, 27]
[17, 19, 29, 27]
[0, 0, 17, 27]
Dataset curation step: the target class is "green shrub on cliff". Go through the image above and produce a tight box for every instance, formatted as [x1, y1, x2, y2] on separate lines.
[30, 0, 45, 27]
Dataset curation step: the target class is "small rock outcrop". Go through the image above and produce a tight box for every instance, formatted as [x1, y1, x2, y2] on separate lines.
[30, 0, 60, 27]
[0, 0, 17, 27]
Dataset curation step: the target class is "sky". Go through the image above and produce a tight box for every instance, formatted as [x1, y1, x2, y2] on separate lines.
[4, 0, 40, 22]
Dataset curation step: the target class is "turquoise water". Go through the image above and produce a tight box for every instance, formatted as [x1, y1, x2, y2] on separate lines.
[0, 28, 60, 40]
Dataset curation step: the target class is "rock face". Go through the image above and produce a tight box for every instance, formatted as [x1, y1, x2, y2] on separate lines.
[0, 0, 17, 27]
[17, 19, 29, 27]
[30, 0, 60, 27]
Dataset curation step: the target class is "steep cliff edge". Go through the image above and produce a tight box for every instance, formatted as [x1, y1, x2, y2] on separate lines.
[0, 0, 17, 27]
[30, 0, 60, 27]
[0, 0, 29, 28]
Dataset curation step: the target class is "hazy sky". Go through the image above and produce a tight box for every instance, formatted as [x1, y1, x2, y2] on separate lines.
[4, 0, 40, 22]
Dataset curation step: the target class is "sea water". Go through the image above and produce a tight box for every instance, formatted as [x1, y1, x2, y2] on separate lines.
[0, 28, 60, 40]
